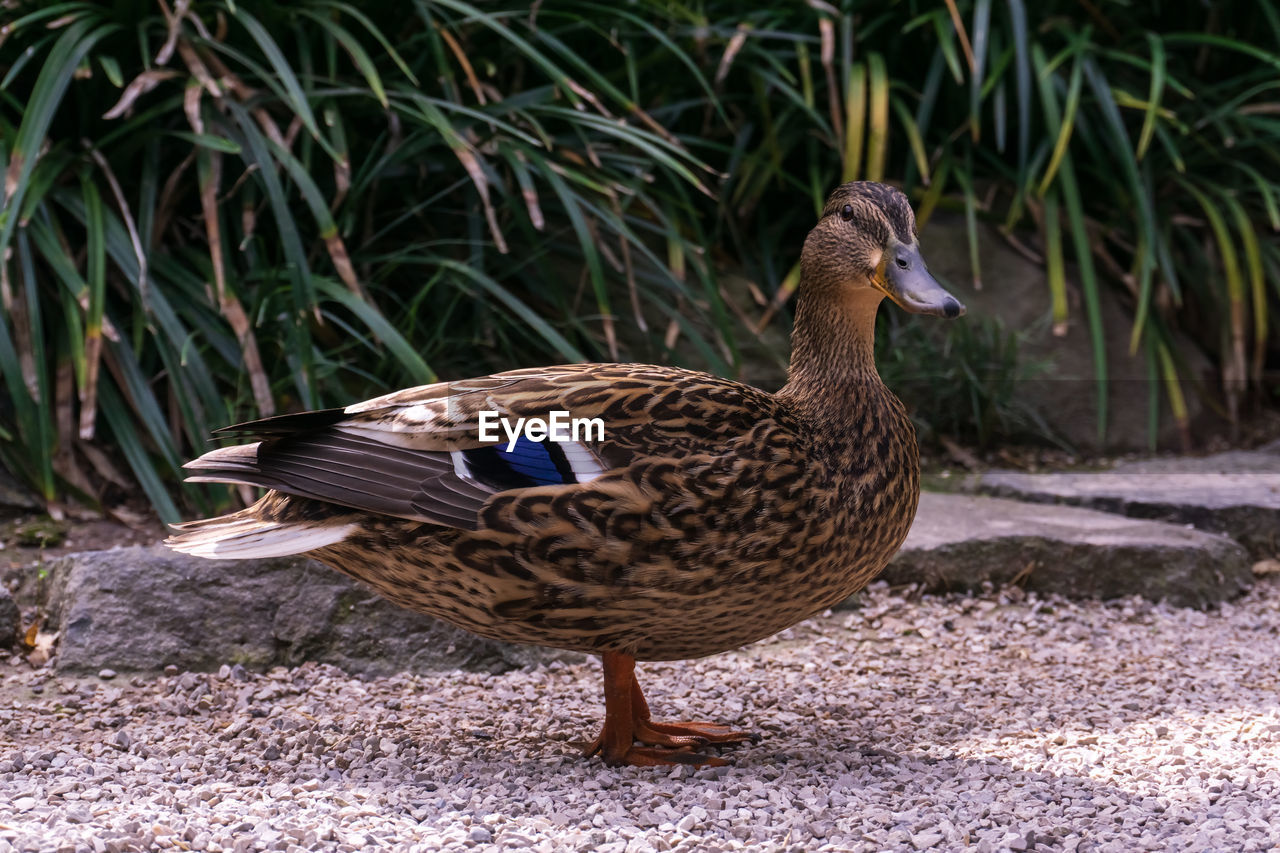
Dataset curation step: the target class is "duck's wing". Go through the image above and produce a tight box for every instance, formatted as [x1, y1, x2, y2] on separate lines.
[182, 363, 780, 532]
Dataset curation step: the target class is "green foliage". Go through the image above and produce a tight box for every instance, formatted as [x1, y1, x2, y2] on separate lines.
[0, 0, 728, 518]
[1, 0, 1278, 516]
[878, 314, 1060, 451]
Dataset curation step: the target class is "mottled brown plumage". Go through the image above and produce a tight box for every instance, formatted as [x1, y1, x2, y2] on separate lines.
[167, 181, 964, 766]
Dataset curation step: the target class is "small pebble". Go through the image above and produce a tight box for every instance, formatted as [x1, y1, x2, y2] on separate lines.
[98, 669, 116, 680]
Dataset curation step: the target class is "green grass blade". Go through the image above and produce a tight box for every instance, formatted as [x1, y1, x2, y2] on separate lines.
[1043, 189, 1068, 334]
[1233, 161, 1280, 230]
[226, 6, 331, 155]
[865, 53, 889, 182]
[1035, 42, 1107, 441]
[434, 259, 586, 362]
[1181, 180, 1246, 415]
[166, 131, 242, 154]
[98, 381, 181, 523]
[968, 0, 993, 141]
[79, 173, 106, 440]
[313, 278, 436, 385]
[1225, 195, 1268, 384]
[842, 62, 866, 183]
[1136, 33, 1166, 161]
[1036, 46, 1084, 197]
[223, 101, 316, 317]
[295, 8, 389, 107]
[890, 95, 930, 185]
[1060, 157, 1108, 444]
[1005, 0, 1031, 179]
[538, 164, 612, 356]
[309, 0, 419, 84]
[0, 18, 114, 258]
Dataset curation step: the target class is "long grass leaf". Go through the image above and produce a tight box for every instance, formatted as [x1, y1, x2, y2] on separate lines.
[295, 8, 388, 107]
[1043, 189, 1068, 335]
[98, 382, 181, 523]
[1036, 41, 1107, 441]
[842, 62, 866, 183]
[890, 96, 930, 185]
[968, 0, 992, 141]
[1005, 0, 1031, 179]
[1225, 197, 1268, 384]
[1036, 46, 1084, 197]
[865, 53, 889, 182]
[314, 278, 436, 385]
[538, 165, 613, 357]
[435, 259, 586, 362]
[1060, 158, 1108, 444]
[1155, 338, 1189, 448]
[223, 101, 315, 316]
[1233, 161, 1280, 230]
[1182, 180, 1246, 421]
[953, 146, 982, 290]
[310, 0, 419, 84]
[1165, 33, 1280, 74]
[0, 18, 114, 258]
[1136, 33, 1166, 161]
[1, 234, 54, 500]
[78, 174, 106, 440]
[226, 6, 330, 154]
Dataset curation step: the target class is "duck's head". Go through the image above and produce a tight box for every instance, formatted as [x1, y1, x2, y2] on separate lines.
[802, 181, 965, 319]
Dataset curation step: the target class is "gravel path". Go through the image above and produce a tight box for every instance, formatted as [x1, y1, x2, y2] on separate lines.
[3, 578, 1278, 853]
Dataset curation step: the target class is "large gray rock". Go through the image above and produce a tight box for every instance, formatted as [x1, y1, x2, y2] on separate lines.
[969, 448, 1280, 559]
[45, 546, 579, 676]
[881, 493, 1252, 607]
[920, 212, 1214, 451]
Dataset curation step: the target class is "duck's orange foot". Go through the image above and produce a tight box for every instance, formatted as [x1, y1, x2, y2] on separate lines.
[583, 652, 760, 767]
[586, 739, 729, 767]
[585, 719, 758, 767]
[634, 719, 759, 749]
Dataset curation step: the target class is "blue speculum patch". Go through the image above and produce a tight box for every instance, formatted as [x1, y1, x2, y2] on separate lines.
[462, 436, 575, 489]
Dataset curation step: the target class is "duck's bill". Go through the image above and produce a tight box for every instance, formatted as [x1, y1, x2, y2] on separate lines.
[873, 242, 966, 319]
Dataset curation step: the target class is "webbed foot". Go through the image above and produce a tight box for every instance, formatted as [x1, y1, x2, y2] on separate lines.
[583, 652, 758, 767]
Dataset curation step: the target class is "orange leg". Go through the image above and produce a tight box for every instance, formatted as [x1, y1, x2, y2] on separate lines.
[583, 651, 758, 767]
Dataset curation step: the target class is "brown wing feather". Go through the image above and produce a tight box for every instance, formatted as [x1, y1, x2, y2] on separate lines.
[184, 363, 780, 533]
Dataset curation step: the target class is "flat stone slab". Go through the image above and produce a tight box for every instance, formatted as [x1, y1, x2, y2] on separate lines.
[966, 448, 1280, 559]
[40, 491, 1252, 674]
[44, 546, 578, 676]
[883, 493, 1252, 607]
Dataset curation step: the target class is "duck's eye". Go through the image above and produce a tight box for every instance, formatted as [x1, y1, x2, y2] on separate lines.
[839, 204, 854, 222]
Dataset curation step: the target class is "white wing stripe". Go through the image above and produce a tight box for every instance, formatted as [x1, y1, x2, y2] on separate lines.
[559, 441, 605, 483]
[450, 449, 472, 480]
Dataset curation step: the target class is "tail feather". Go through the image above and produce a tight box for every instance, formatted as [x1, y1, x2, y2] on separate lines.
[173, 441, 363, 559]
[166, 508, 355, 560]
[181, 442, 288, 491]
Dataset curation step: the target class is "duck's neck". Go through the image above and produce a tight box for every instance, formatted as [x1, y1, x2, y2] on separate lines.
[778, 284, 889, 423]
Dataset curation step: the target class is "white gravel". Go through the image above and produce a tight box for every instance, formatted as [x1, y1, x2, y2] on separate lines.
[2, 577, 1279, 853]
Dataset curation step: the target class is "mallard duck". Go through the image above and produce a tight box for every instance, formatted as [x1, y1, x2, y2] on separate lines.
[167, 181, 964, 766]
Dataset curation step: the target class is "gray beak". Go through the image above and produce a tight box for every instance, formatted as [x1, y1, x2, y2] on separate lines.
[875, 242, 965, 319]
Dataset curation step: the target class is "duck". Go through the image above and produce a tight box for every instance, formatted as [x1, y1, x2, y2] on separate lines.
[166, 181, 965, 767]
